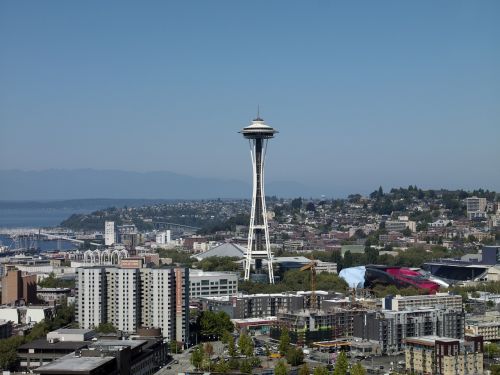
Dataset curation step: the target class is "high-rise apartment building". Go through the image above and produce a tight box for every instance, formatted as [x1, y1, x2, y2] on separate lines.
[104, 221, 115, 246]
[76, 266, 189, 344]
[140, 268, 189, 344]
[155, 230, 171, 245]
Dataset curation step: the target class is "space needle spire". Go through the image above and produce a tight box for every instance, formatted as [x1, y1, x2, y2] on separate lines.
[240, 112, 278, 284]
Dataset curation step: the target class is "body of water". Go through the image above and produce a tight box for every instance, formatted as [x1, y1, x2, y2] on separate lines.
[0, 234, 78, 252]
[0, 208, 91, 229]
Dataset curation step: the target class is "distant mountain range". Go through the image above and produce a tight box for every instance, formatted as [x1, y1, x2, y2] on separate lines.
[0, 169, 321, 201]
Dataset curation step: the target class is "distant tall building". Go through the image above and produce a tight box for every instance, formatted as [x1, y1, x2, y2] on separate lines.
[76, 266, 189, 343]
[1, 268, 37, 305]
[155, 230, 171, 245]
[104, 221, 115, 246]
[240, 115, 277, 284]
[466, 197, 487, 219]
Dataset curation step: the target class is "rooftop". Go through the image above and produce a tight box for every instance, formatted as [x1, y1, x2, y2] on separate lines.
[50, 329, 94, 334]
[189, 269, 239, 278]
[19, 338, 88, 351]
[405, 336, 460, 346]
[191, 242, 246, 261]
[34, 353, 115, 373]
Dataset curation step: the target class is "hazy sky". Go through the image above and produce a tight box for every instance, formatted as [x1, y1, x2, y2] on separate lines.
[1, 1, 499, 195]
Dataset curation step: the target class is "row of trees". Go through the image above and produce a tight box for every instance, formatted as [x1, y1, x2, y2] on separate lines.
[274, 349, 366, 375]
[191, 331, 260, 373]
[38, 272, 75, 289]
[239, 269, 348, 294]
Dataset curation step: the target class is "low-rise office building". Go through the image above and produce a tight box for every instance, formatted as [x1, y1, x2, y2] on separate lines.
[272, 307, 367, 345]
[466, 320, 500, 341]
[201, 291, 335, 319]
[37, 287, 72, 304]
[189, 270, 238, 298]
[0, 305, 55, 325]
[34, 338, 167, 375]
[18, 328, 96, 371]
[405, 335, 483, 375]
[382, 293, 463, 311]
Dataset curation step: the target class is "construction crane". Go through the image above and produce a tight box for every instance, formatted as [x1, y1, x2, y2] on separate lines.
[300, 257, 318, 310]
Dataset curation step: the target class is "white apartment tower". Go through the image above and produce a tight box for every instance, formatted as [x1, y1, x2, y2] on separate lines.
[104, 221, 115, 246]
[155, 230, 171, 245]
[466, 196, 488, 219]
[76, 266, 189, 343]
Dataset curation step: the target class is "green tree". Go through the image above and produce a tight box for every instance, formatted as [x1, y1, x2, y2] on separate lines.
[343, 251, 354, 268]
[214, 359, 229, 373]
[275, 360, 289, 375]
[228, 358, 240, 370]
[238, 332, 254, 357]
[365, 246, 379, 264]
[299, 363, 310, 375]
[190, 345, 204, 370]
[250, 356, 262, 368]
[291, 198, 303, 211]
[228, 336, 237, 357]
[279, 327, 291, 355]
[240, 359, 253, 374]
[170, 341, 183, 354]
[333, 351, 349, 375]
[221, 330, 233, 345]
[490, 364, 500, 375]
[485, 343, 500, 357]
[199, 310, 234, 339]
[38, 272, 75, 288]
[314, 366, 329, 375]
[0, 335, 24, 369]
[351, 362, 367, 375]
[95, 322, 117, 334]
[198, 256, 240, 272]
[286, 346, 304, 366]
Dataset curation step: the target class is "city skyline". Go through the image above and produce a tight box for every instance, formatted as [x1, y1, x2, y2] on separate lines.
[1, 1, 499, 196]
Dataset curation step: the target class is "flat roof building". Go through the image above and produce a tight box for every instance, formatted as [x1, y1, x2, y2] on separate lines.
[189, 269, 238, 299]
[382, 293, 463, 312]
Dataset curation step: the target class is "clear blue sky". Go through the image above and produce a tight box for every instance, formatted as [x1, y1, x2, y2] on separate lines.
[1, 1, 499, 195]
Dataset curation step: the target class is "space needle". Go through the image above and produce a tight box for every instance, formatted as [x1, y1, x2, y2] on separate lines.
[240, 112, 277, 284]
